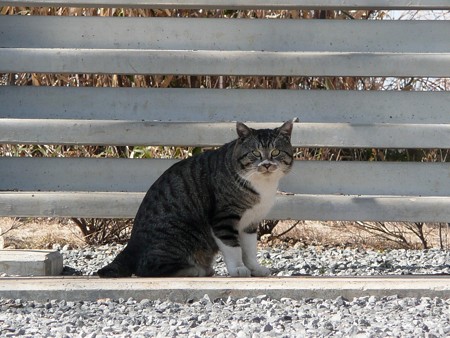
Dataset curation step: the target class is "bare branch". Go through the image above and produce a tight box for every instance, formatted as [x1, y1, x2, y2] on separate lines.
[274, 221, 301, 239]
[0, 218, 25, 237]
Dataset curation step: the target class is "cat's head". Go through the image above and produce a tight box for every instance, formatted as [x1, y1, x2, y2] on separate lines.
[233, 120, 295, 180]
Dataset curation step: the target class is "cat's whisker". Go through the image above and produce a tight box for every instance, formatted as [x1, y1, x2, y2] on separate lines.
[236, 170, 258, 189]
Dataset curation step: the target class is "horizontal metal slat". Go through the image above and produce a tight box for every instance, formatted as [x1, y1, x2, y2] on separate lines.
[271, 194, 450, 222]
[2, 17, 448, 76]
[2, 48, 449, 77]
[1, 0, 449, 10]
[1, 120, 450, 148]
[3, 17, 449, 53]
[2, 192, 450, 222]
[1, 158, 450, 197]
[3, 87, 450, 124]
[0, 158, 174, 193]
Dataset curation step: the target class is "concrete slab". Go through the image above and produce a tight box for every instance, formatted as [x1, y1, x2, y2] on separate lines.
[0, 276, 449, 302]
[0, 250, 63, 276]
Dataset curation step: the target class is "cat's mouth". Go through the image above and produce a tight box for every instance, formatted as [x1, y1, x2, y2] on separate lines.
[257, 160, 278, 174]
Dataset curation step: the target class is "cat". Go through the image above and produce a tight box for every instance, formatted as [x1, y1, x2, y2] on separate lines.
[97, 120, 294, 278]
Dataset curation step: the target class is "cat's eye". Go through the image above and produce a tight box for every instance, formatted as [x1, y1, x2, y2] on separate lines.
[252, 150, 262, 157]
[271, 149, 280, 157]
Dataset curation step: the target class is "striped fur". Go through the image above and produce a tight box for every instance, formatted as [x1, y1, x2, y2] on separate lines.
[97, 120, 294, 277]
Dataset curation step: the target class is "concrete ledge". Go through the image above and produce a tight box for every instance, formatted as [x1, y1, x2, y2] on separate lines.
[0, 276, 449, 302]
[0, 250, 63, 276]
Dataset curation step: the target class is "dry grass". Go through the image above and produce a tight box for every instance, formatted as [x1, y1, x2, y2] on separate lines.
[0, 217, 84, 249]
[2, 217, 449, 250]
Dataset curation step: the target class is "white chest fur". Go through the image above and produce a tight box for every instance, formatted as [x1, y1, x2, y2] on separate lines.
[238, 173, 281, 230]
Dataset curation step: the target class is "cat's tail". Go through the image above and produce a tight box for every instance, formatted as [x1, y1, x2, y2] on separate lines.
[97, 246, 136, 278]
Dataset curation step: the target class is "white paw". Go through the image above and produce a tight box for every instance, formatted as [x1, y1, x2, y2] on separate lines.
[228, 266, 252, 277]
[250, 265, 271, 277]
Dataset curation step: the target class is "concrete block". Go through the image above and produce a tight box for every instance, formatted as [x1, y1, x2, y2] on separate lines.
[1, 276, 449, 302]
[0, 250, 63, 276]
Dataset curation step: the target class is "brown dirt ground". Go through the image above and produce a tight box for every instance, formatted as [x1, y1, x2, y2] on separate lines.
[1, 217, 448, 250]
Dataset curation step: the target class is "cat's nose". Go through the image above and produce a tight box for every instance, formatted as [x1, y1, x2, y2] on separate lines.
[259, 160, 276, 171]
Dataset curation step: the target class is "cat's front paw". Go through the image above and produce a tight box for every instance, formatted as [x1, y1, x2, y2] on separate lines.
[250, 265, 271, 277]
[228, 266, 252, 277]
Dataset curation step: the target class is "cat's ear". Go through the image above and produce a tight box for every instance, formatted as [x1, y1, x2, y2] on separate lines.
[236, 122, 252, 139]
[278, 118, 298, 138]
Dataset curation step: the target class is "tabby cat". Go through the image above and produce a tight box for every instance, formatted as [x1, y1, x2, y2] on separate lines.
[97, 120, 294, 277]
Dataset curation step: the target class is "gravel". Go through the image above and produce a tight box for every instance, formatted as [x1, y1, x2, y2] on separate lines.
[1, 244, 449, 337]
[2, 294, 450, 337]
[60, 243, 450, 277]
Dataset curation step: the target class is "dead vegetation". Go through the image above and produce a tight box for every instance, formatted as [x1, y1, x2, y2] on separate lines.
[70, 218, 133, 245]
[263, 220, 450, 250]
[0, 218, 84, 249]
[1, 217, 449, 250]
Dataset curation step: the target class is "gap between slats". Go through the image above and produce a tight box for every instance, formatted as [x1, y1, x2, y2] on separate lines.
[1, 0, 450, 10]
